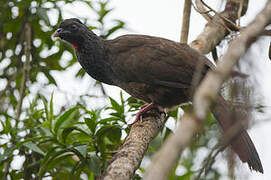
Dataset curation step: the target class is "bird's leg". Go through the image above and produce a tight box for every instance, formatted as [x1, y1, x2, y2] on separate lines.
[130, 102, 154, 125]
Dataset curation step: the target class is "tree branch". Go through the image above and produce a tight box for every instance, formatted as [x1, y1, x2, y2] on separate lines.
[180, 0, 192, 43]
[194, 0, 212, 22]
[144, 113, 198, 180]
[3, 161, 11, 180]
[190, 0, 241, 54]
[15, 22, 31, 121]
[102, 110, 165, 180]
[3, 22, 32, 180]
[144, 0, 271, 179]
[196, 114, 249, 179]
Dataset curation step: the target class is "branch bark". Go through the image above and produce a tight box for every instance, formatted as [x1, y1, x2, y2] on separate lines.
[144, 0, 271, 179]
[180, 0, 192, 43]
[102, 110, 165, 180]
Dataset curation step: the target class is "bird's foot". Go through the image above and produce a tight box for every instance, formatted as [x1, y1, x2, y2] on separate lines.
[129, 103, 164, 127]
[130, 103, 154, 126]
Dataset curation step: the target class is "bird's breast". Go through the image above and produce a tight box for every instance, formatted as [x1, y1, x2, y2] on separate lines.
[76, 51, 114, 85]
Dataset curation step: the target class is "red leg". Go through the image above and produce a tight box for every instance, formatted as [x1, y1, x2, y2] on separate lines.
[130, 102, 154, 125]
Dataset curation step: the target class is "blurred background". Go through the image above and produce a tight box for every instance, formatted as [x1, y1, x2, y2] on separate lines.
[0, 0, 270, 179]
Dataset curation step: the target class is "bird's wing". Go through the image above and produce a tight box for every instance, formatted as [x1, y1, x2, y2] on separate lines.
[106, 35, 213, 89]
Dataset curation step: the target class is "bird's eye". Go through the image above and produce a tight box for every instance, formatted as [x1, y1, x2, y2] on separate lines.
[71, 24, 77, 30]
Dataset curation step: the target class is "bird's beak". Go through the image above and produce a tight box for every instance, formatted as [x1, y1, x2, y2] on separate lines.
[53, 28, 63, 38]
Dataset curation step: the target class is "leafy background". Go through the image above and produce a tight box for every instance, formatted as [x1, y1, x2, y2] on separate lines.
[0, 0, 270, 179]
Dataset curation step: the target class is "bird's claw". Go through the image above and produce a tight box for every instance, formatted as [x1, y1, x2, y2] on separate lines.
[128, 103, 154, 127]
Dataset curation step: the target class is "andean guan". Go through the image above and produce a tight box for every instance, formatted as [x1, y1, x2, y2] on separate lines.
[54, 18, 263, 173]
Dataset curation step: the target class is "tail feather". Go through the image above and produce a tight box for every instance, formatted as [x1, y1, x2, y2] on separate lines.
[212, 95, 263, 173]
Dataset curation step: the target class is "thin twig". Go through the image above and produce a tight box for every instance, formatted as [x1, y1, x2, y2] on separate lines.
[193, 0, 212, 22]
[190, 1, 242, 54]
[200, 0, 241, 32]
[180, 0, 192, 43]
[3, 161, 11, 180]
[195, 117, 248, 179]
[15, 22, 31, 121]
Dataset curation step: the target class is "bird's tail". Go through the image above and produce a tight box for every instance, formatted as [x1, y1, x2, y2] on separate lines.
[211, 95, 263, 173]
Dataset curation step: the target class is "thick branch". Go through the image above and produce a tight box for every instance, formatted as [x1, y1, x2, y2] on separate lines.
[102, 111, 165, 180]
[144, 0, 271, 179]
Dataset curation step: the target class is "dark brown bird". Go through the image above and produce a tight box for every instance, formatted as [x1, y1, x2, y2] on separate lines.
[54, 18, 263, 173]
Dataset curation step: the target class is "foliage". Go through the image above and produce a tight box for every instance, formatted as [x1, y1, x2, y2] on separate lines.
[0, 0, 225, 179]
[0, 0, 129, 179]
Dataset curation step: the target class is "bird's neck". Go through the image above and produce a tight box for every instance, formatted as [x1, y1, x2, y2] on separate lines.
[76, 33, 114, 85]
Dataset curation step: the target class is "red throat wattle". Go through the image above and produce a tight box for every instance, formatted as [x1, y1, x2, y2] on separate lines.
[72, 43, 78, 51]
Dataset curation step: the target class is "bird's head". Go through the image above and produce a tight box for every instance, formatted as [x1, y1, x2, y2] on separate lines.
[53, 18, 88, 50]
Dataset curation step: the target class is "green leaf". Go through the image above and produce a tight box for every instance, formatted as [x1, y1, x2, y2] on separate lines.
[38, 147, 67, 178]
[54, 107, 78, 135]
[47, 153, 73, 170]
[120, 91, 124, 105]
[107, 126, 121, 143]
[49, 92, 54, 130]
[88, 156, 101, 174]
[95, 125, 121, 139]
[23, 141, 45, 156]
[169, 108, 178, 119]
[109, 112, 122, 118]
[98, 117, 120, 125]
[37, 7, 50, 26]
[180, 103, 192, 112]
[97, 2, 112, 23]
[0, 111, 14, 120]
[168, 159, 179, 180]
[88, 172, 95, 180]
[75, 68, 86, 78]
[43, 70, 57, 85]
[102, 20, 125, 39]
[74, 145, 87, 157]
[40, 94, 49, 122]
[0, 121, 5, 134]
[61, 126, 91, 144]
[84, 117, 96, 134]
[71, 161, 86, 177]
[62, 127, 76, 143]
[0, 145, 15, 164]
[109, 97, 124, 114]
[4, 117, 11, 134]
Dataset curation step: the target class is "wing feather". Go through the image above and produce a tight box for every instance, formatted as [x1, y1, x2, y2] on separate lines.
[106, 35, 212, 89]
